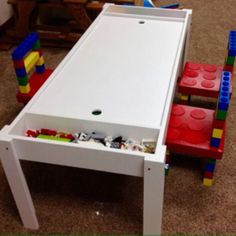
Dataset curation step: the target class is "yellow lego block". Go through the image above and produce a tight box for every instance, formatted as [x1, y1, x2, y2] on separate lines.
[19, 83, 30, 94]
[24, 51, 40, 73]
[212, 128, 223, 138]
[36, 56, 45, 66]
[203, 178, 213, 187]
[180, 94, 189, 101]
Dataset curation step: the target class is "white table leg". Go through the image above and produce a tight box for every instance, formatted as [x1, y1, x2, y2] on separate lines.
[0, 140, 39, 229]
[143, 159, 165, 235]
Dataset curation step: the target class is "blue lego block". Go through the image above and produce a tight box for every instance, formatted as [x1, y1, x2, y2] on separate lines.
[218, 93, 230, 110]
[228, 31, 236, 56]
[15, 67, 27, 77]
[204, 162, 216, 172]
[160, 3, 180, 8]
[210, 137, 221, 148]
[144, 0, 155, 7]
[36, 64, 45, 74]
[12, 32, 39, 60]
[218, 71, 231, 111]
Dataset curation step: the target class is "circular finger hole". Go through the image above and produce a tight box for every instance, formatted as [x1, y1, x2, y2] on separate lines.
[92, 109, 102, 115]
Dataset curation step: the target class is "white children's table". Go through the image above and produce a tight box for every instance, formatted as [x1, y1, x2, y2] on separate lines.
[0, 5, 191, 235]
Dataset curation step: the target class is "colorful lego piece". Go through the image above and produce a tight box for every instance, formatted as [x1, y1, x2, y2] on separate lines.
[143, 0, 155, 7]
[228, 31, 236, 56]
[24, 51, 40, 73]
[166, 104, 225, 159]
[203, 159, 216, 186]
[178, 62, 224, 98]
[11, 32, 53, 104]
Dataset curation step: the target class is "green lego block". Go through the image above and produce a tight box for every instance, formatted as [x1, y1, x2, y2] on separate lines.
[207, 159, 216, 164]
[226, 55, 235, 65]
[17, 75, 28, 86]
[216, 109, 227, 120]
[37, 134, 71, 142]
[33, 40, 41, 50]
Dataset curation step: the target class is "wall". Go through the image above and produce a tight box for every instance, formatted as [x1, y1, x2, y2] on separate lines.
[0, 0, 13, 25]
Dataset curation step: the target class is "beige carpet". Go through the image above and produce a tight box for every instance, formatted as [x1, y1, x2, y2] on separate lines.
[0, 0, 236, 234]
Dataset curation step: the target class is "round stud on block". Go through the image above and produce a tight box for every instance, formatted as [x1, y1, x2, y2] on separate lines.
[188, 120, 205, 131]
[190, 109, 206, 120]
[183, 130, 206, 144]
[204, 65, 217, 72]
[169, 117, 183, 128]
[201, 80, 215, 88]
[185, 70, 199, 78]
[188, 63, 201, 70]
[203, 73, 216, 80]
[172, 105, 185, 116]
[182, 77, 197, 86]
[166, 128, 181, 141]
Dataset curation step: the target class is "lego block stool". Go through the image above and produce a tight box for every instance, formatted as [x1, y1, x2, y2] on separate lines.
[166, 70, 232, 186]
[178, 62, 229, 103]
[11, 32, 53, 104]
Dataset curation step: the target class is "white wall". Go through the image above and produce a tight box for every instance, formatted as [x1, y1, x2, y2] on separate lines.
[0, 0, 13, 25]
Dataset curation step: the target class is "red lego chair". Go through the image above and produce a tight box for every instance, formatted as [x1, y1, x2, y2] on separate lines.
[178, 32, 236, 104]
[166, 70, 232, 186]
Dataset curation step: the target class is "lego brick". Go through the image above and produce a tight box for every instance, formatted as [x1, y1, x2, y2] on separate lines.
[204, 171, 214, 179]
[143, 0, 155, 7]
[24, 51, 40, 73]
[206, 158, 216, 164]
[223, 64, 234, 73]
[15, 67, 27, 77]
[13, 59, 25, 69]
[212, 128, 223, 139]
[36, 64, 45, 74]
[33, 48, 43, 57]
[37, 134, 71, 142]
[178, 62, 223, 98]
[210, 137, 221, 148]
[203, 178, 213, 187]
[11, 32, 39, 60]
[217, 92, 230, 111]
[204, 162, 216, 172]
[16, 69, 53, 103]
[166, 104, 225, 160]
[228, 31, 236, 56]
[225, 55, 235, 65]
[33, 40, 41, 50]
[216, 109, 227, 120]
[213, 119, 225, 129]
[17, 75, 28, 86]
[180, 94, 189, 101]
[19, 83, 30, 94]
[36, 56, 45, 66]
[160, 3, 179, 8]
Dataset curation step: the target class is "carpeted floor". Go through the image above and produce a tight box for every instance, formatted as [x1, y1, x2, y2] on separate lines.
[0, 0, 236, 234]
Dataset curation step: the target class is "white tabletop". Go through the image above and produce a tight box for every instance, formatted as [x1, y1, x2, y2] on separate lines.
[27, 8, 185, 129]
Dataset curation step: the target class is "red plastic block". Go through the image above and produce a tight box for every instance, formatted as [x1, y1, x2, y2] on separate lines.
[179, 62, 224, 98]
[204, 171, 214, 179]
[224, 64, 234, 74]
[166, 104, 225, 159]
[17, 68, 53, 104]
[13, 59, 25, 69]
[213, 119, 225, 129]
